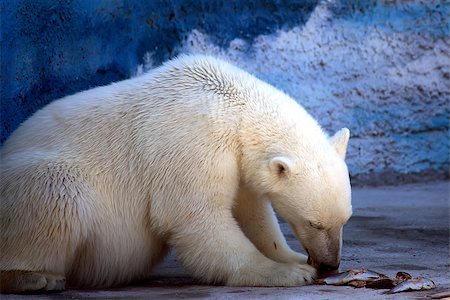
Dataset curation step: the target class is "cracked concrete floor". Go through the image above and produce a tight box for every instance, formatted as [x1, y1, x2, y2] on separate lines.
[3, 181, 449, 299]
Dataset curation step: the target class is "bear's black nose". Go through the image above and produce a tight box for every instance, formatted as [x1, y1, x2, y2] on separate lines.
[319, 262, 340, 271]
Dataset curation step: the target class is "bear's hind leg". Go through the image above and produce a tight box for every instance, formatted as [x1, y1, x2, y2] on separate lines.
[0, 270, 66, 293]
[1, 162, 93, 292]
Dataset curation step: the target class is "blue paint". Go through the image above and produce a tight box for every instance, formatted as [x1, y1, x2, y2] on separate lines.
[0, 0, 319, 143]
[1, 0, 448, 183]
[171, 0, 318, 47]
[390, 131, 449, 174]
[333, 0, 449, 37]
[1, 0, 178, 142]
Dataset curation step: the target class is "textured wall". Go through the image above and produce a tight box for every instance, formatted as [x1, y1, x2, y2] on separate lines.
[1, 0, 317, 141]
[179, 1, 450, 184]
[1, 0, 448, 185]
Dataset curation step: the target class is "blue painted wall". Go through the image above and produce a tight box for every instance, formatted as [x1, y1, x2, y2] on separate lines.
[0, 0, 317, 142]
[1, 0, 449, 184]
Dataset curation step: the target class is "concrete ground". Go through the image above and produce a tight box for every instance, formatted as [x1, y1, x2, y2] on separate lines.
[3, 181, 449, 299]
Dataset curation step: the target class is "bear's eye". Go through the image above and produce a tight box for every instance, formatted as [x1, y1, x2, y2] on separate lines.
[309, 221, 324, 230]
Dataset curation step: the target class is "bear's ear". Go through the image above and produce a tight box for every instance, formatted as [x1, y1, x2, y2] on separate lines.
[269, 156, 292, 177]
[330, 128, 350, 159]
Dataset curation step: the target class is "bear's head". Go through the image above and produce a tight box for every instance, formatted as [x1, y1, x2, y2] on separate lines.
[263, 128, 352, 272]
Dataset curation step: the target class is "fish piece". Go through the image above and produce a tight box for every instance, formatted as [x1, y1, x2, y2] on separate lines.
[365, 278, 396, 289]
[347, 280, 366, 288]
[395, 271, 412, 282]
[388, 277, 436, 294]
[323, 268, 388, 285]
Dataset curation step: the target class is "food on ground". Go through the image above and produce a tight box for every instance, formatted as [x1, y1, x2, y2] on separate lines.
[365, 278, 396, 289]
[317, 269, 436, 294]
[388, 277, 436, 294]
[365, 271, 413, 289]
[347, 280, 367, 288]
[319, 268, 388, 285]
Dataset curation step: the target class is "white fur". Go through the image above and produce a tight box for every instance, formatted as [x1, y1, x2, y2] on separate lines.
[0, 55, 351, 288]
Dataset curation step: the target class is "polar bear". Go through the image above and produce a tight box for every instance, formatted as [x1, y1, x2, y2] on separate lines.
[0, 55, 352, 293]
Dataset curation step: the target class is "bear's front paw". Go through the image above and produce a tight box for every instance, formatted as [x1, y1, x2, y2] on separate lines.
[272, 262, 316, 286]
[227, 260, 317, 287]
[293, 263, 316, 284]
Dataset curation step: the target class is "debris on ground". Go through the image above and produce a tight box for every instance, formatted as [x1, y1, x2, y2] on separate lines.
[316, 268, 436, 294]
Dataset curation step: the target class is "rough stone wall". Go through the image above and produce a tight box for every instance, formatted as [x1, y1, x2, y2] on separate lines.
[178, 1, 449, 184]
[1, 0, 448, 185]
[1, 0, 317, 142]
[0, 0, 182, 139]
